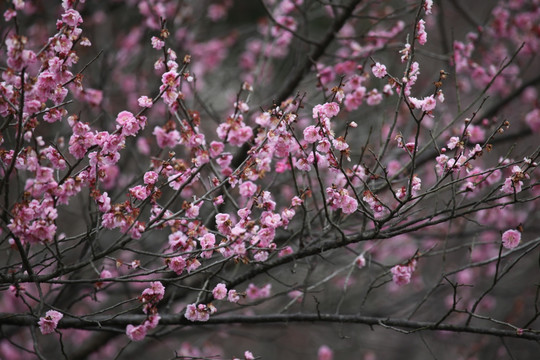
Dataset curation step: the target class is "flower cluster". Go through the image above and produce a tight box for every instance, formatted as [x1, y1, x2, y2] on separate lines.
[390, 259, 417, 286]
[125, 282, 165, 342]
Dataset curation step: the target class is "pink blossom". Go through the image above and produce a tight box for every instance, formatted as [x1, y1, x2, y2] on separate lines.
[421, 95, 436, 112]
[184, 303, 212, 322]
[83, 88, 103, 107]
[525, 108, 540, 132]
[207, 4, 227, 21]
[400, 42, 411, 62]
[186, 258, 202, 273]
[228, 289, 240, 303]
[184, 304, 199, 321]
[372, 62, 387, 78]
[216, 213, 232, 233]
[256, 227, 275, 248]
[141, 281, 165, 303]
[61, 9, 82, 27]
[213, 195, 224, 205]
[291, 196, 303, 207]
[355, 254, 366, 268]
[466, 125, 485, 143]
[168, 256, 186, 275]
[318, 345, 333, 360]
[38, 310, 63, 335]
[317, 65, 335, 86]
[239, 181, 257, 198]
[366, 89, 383, 106]
[213, 283, 228, 300]
[184, 202, 200, 218]
[199, 232, 216, 258]
[161, 70, 180, 87]
[424, 0, 433, 14]
[316, 138, 331, 153]
[228, 125, 253, 146]
[151, 36, 165, 50]
[321, 102, 340, 118]
[153, 126, 180, 148]
[209, 141, 225, 158]
[261, 211, 282, 228]
[313, 102, 340, 119]
[96, 192, 111, 213]
[95, 269, 112, 289]
[169, 231, 191, 251]
[303, 125, 321, 144]
[416, 19, 427, 45]
[126, 324, 147, 341]
[502, 229, 521, 249]
[129, 185, 149, 200]
[253, 250, 269, 262]
[246, 283, 271, 300]
[138, 95, 153, 108]
[4, 9, 16, 21]
[340, 195, 358, 214]
[411, 175, 422, 196]
[391, 264, 413, 286]
[332, 137, 349, 151]
[501, 177, 522, 194]
[447, 137, 460, 150]
[115, 111, 140, 137]
[143, 171, 158, 185]
[143, 314, 161, 330]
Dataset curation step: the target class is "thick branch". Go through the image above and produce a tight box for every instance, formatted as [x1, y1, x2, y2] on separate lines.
[1, 312, 537, 340]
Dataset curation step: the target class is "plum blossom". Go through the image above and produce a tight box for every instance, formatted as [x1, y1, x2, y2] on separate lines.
[332, 136, 349, 151]
[184, 303, 216, 322]
[153, 125, 180, 148]
[138, 95, 153, 108]
[424, 0, 433, 14]
[126, 324, 147, 341]
[501, 165, 528, 194]
[303, 125, 321, 143]
[390, 260, 416, 286]
[421, 95, 436, 112]
[416, 19, 427, 45]
[502, 229, 521, 249]
[141, 281, 165, 304]
[213, 283, 228, 300]
[447, 136, 460, 150]
[400, 42, 411, 62]
[168, 256, 186, 275]
[96, 192, 111, 213]
[61, 9, 82, 27]
[525, 108, 540, 132]
[411, 175, 422, 196]
[239, 181, 257, 198]
[318, 345, 333, 360]
[246, 283, 271, 299]
[341, 195, 358, 214]
[143, 171, 159, 185]
[151, 36, 165, 49]
[313, 102, 340, 119]
[355, 254, 366, 268]
[228, 289, 240, 303]
[38, 310, 63, 335]
[372, 62, 387, 78]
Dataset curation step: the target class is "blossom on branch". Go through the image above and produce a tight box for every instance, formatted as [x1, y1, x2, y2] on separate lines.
[38, 310, 63, 335]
